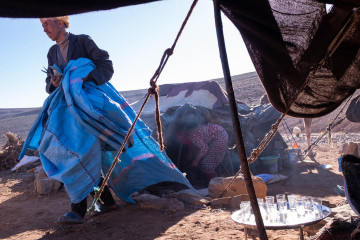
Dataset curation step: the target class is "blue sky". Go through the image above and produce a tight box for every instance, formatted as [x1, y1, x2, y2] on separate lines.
[0, 0, 255, 108]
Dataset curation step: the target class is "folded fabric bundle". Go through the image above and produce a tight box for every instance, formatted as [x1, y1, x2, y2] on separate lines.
[19, 58, 192, 203]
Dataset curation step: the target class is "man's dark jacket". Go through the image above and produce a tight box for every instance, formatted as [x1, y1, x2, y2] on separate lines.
[46, 33, 114, 94]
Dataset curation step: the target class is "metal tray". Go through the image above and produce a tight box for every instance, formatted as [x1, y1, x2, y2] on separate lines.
[231, 205, 331, 230]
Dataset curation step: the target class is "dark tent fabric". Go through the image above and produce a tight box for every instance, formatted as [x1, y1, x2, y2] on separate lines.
[1, 0, 359, 118]
[220, 0, 360, 118]
[1, 0, 360, 18]
[0, 0, 159, 18]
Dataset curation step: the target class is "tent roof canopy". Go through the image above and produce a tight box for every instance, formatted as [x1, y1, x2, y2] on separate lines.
[0, 0, 160, 18]
[0, 0, 359, 18]
[1, 0, 360, 118]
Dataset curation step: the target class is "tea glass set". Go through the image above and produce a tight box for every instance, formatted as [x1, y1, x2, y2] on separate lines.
[239, 194, 324, 225]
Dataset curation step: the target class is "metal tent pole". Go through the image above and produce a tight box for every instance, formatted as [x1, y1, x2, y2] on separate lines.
[213, 1, 268, 239]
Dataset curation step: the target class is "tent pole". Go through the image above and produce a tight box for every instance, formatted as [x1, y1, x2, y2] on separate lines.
[212, 1, 268, 239]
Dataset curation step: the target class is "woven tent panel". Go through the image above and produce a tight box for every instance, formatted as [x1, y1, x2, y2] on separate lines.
[269, 0, 325, 65]
[221, 0, 360, 118]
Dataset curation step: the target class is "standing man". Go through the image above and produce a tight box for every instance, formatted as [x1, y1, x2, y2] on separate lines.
[41, 16, 114, 94]
[40, 16, 117, 224]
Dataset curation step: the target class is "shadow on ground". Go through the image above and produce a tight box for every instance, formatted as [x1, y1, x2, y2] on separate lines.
[0, 170, 198, 240]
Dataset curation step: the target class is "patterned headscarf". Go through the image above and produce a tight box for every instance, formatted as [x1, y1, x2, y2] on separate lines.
[40, 16, 69, 28]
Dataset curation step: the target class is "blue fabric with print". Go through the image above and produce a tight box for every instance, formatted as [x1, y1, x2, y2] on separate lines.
[19, 58, 192, 203]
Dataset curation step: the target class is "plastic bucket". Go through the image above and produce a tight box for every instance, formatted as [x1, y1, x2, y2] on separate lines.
[260, 156, 279, 174]
[288, 148, 301, 163]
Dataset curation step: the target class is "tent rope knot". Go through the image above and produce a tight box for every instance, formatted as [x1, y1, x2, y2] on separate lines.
[148, 78, 165, 150]
[88, 0, 199, 214]
[218, 7, 357, 198]
[165, 47, 174, 56]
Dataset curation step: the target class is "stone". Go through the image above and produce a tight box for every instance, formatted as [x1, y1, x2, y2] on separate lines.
[34, 177, 62, 195]
[197, 188, 209, 197]
[209, 196, 230, 208]
[132, 193, 161, 203]
[140, 198, 184, 211]
[210, 194, 249, 208]
[34, 165, 48, 179]
[322, 200, 337, 208]
[191, 198, 209, 206]
[208, 175, 267, 199]
[230, 195, 250, 209]
[204, 197, 213, 201]
[163, 189, 208, 206]
[34, 166, 61, 195]
[331, 204, 357, 221]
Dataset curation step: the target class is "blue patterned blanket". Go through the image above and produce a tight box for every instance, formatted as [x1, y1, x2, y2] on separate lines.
[19, 58, 192, 203]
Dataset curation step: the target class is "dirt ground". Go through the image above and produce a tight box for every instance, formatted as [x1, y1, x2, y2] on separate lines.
[0, 141, 348, 240]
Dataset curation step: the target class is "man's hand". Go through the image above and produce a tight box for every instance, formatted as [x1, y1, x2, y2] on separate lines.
[51, 75, 62, 87]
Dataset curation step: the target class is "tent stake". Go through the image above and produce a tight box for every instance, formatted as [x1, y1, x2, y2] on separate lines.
[213, 1, 268, 239]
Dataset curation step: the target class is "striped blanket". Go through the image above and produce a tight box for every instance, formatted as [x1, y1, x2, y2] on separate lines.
[19, 58, 192, 203]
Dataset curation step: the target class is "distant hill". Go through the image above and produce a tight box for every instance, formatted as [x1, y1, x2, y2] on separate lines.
[0, 108, 41, 146]
[0, 71, 359, 145]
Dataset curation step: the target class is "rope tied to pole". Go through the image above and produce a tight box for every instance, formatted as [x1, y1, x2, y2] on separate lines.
[148, 78, 164, 150]
[303, 93, 354, 158]
[88, 0, 199, 214]
[217, 8, 358, 199]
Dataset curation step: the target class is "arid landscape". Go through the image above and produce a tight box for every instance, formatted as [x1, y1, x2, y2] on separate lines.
[0, 72, 359, 239]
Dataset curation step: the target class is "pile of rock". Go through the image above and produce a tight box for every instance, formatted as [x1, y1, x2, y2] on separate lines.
[128, 175, 267, 212]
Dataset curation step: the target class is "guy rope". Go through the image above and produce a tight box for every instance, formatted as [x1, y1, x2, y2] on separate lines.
[88, 0, 199, 214]
[303, 93, 355, 158]
[217, 8, 359, 198]
[214, 8, 358, 240]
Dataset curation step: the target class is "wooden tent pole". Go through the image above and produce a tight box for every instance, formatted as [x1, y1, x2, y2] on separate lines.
[213, 1, 268, 239]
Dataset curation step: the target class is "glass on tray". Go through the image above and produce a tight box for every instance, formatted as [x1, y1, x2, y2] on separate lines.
[267, 203, 278, 223]
[240, 201, 251, 221]
[288, 194, 297, 211]
[312, 197, 323, 218]
[276, 194, 286, 202]
[235, 194, 327, 225]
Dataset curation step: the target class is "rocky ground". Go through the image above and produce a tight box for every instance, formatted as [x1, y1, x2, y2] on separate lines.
[1, 72, 360, 239]
[0, 138, 357, 240]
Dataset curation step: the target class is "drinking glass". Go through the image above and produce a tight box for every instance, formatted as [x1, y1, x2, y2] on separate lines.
[240, 201, 251, 221]
[267, 203, 278, 223]
[277, 199, 287, 223]
[276, 194, 286, 203]
[312, 197, 323, 219]
[265, 196, 275, 207]
[258, 198, 268, 221]
[296, 199, 305, 218]
[288, 194, 297, 211]
[302, 197, 313, 216]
